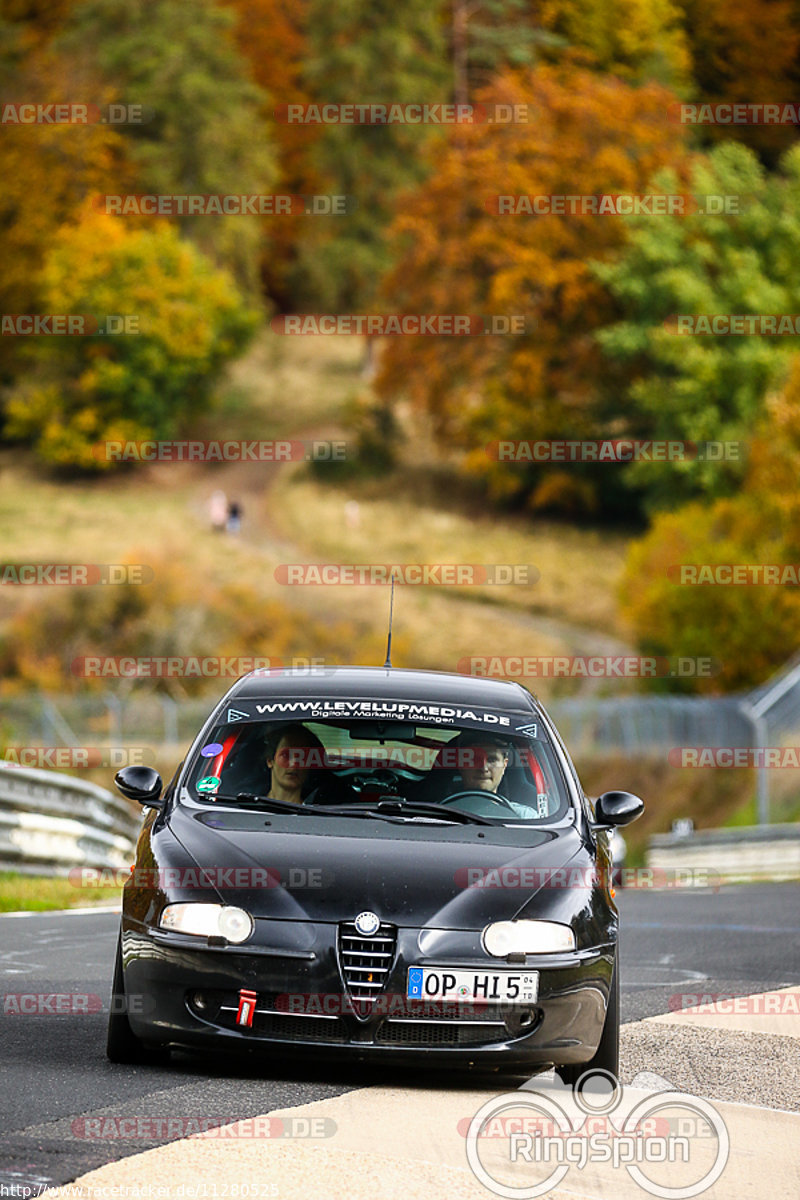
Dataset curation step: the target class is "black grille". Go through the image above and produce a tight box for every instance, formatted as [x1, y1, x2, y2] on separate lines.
[252, 1012, 347, 1043]
[375, 1020, 508, 1047]
[338, 921, 396, 1016]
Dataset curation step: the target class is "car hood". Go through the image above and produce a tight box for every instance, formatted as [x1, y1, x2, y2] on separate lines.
[169, 803, 587, 927]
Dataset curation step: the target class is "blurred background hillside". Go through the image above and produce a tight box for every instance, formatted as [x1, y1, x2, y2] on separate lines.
[3, 0, 800, 852]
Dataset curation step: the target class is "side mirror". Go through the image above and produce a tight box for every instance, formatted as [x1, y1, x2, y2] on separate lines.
[593, 790, 644, 828]
[115, 765, 164, 808]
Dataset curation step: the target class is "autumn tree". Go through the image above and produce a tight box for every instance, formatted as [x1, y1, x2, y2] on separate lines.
[5, 215, 258, 469]
[619, 357, 800, 692]
[224, 0, 323, 307]
[374, 65, 687, 516]
[0, 12, 127, 388]
[675, 0, 800, 163]
[538, 0, 690, 88]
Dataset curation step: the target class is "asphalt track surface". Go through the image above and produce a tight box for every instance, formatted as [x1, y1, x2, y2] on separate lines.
[1, 883, 798, 1194]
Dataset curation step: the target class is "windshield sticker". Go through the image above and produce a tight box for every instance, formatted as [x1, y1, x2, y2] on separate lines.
[200, 742, 223, 757]
[515, 723, 538, 737]
[227, 708, 249, 722]
[196, 775, 221, 793]
[250, 699, 512, 726]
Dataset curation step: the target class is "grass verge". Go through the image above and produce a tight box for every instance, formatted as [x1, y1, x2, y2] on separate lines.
[0, 871, 121, 913]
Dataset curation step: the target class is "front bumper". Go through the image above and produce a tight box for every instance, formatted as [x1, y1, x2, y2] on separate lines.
[121, 920, 614, 1069]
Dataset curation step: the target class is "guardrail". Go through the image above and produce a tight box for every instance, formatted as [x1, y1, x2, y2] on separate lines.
[0, 762, 140, 875]
[647, 823, 800, 883]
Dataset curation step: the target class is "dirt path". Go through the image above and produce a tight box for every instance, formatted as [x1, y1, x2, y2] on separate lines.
[184, 445, 636, 696]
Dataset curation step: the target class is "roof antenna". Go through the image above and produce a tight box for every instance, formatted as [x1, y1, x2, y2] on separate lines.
[383, 572, 397, 668]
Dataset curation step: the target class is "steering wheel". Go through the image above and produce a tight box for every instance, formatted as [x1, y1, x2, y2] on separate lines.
[436, 789, 519, 815]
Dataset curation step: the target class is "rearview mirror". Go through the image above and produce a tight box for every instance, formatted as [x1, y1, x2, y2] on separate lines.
[593, 790, 644, 828]
[115, 765, 163, 808]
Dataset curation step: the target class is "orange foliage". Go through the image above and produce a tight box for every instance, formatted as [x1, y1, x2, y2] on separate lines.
[375, 65, 688, 502]
[225, 0, 322, 305]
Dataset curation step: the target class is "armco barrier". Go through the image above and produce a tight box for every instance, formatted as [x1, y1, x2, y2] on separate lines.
[647, 823, 800, 883]
[0, 761, 140, 875]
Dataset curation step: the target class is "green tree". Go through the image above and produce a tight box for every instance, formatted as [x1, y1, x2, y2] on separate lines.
[374, 65, 686, 517]
[595, 141, 800, 510]
[5, 215, 258, 469]
[290, 0, 450, 313]
[56, 0, 276, 293]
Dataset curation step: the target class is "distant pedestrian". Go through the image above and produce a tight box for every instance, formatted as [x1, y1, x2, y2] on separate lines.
[344, 499, 361, 530]
[226, 499, 242, 534]
[209, 490, 227, 533]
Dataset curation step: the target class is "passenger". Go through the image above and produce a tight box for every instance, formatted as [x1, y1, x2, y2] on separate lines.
[264, 723, 326, 805]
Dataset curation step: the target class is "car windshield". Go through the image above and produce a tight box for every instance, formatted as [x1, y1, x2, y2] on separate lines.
[183, 714, 571, 823]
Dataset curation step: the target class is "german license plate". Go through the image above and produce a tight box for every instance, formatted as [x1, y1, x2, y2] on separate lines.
[406, 967, 539, 1003]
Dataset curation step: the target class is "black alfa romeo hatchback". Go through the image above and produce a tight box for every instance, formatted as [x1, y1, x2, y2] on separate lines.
[108, 666, 643, 1081]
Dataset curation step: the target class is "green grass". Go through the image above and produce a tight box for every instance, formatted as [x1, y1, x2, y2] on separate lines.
[0, 871, 122, 912]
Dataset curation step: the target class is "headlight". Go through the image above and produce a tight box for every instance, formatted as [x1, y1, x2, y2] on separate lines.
[159, 903, 253, 944]
[482, 920, 575, 957]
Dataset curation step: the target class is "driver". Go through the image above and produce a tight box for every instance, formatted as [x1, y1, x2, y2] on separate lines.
[452, 733, 541, 818]
[458, 739, 509, 792]
[264, 723, 325, 805]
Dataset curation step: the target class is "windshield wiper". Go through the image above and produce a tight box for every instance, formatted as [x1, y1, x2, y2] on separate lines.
[309, 799, 494, 826]
[210, 793, 317, 815]
[208, 794, 493, 825]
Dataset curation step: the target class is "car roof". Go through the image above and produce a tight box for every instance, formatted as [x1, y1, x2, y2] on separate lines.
[231, 665, 539, 715]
